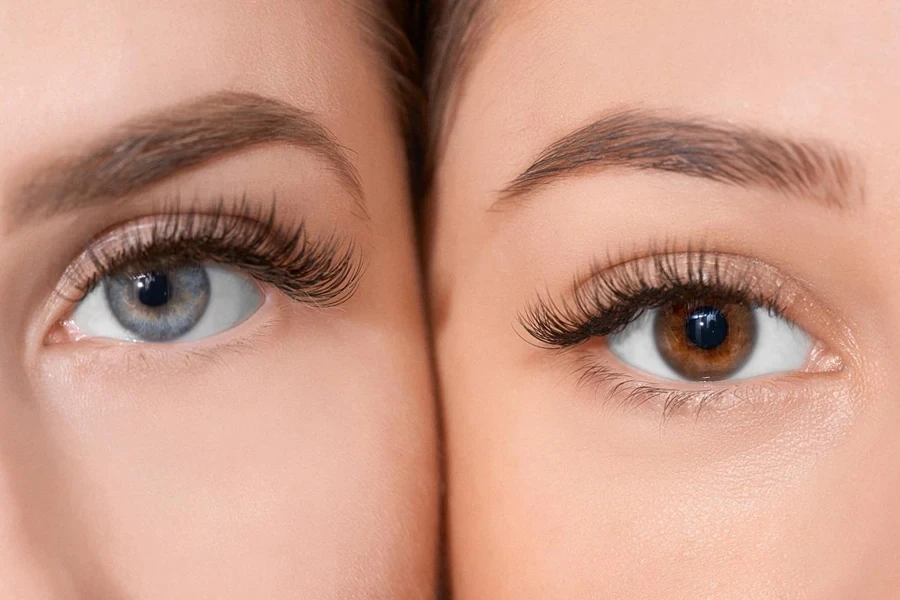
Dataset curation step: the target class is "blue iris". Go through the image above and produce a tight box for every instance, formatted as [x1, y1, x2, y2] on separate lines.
[105, 264, 211, 341]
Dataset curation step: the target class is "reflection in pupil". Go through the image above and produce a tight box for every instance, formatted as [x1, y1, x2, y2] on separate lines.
[684, 306, 728, 350]
[135, 272, 170, 308]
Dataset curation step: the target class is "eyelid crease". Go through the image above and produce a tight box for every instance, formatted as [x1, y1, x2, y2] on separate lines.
[56, 194, 363, 308]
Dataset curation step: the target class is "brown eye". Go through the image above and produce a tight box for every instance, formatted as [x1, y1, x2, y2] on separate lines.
[654, 302, 756, 380]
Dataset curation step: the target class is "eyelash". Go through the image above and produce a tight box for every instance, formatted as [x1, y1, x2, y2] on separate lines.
[519, 249, 788, 351]
[58, 196, 362, 308]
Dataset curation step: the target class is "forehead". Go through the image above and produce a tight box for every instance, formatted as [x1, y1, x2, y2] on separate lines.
[438, 0, 900, 204]
[0, 0, 385, 182]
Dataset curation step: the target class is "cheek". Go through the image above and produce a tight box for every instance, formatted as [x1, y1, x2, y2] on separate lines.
[28, 321, 438, 596]
[445, 366, 880, 597]
[437, 279, 873, 596]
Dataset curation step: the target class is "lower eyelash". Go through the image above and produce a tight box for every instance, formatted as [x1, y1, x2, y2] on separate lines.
[574, 360, 731, 421]
[58, 195, 362, 307]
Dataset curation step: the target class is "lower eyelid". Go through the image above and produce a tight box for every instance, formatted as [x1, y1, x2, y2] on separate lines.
[566, 340, 847, 422]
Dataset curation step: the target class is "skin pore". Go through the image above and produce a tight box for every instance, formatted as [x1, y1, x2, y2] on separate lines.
[0, 1, 436, 597]
[427, 1, 900, 598]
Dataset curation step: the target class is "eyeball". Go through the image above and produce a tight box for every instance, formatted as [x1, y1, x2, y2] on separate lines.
[607, 303, 812, 382]
[69, 263, 263, 343]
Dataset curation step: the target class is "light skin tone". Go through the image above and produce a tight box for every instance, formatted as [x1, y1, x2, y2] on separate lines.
[428, 1, 900, 597]
[0, 1, 436, 597]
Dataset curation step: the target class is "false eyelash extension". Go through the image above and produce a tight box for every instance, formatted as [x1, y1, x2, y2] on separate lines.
[520, 249, 787, 349]
[59, 195, 362, 307]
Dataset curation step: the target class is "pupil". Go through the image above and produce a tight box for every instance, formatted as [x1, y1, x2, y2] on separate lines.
[684, 306, 728, 350]
[135, 272, 170, 307]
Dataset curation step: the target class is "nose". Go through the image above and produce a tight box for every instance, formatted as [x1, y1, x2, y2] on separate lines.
[0, 343, 80, 598]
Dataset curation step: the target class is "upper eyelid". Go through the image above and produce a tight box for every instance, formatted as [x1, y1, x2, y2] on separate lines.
[519, 251, 830, 350]
[568, 251, 798, 313]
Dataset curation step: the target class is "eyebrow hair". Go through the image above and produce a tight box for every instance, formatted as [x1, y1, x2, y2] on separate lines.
[497, 109, 860, 210]
[11, 91, 366, 225]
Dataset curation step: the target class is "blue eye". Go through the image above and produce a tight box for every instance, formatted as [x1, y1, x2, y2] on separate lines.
[104, 266, 211, 341]
[71, 263, 262, 343]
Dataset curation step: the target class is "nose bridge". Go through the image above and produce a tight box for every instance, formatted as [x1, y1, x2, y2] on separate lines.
[0, 343, 77, 597]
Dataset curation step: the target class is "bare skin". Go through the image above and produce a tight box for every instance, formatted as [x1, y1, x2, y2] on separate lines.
[428, 1, 900, 597]
[0, 1, 437, 597]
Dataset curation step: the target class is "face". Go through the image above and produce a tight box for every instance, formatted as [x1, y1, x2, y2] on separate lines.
[0, 1, 436, 597]
[429, 1, 900, 597]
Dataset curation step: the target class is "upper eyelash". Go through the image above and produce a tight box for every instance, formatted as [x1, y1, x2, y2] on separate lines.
[519, 249, 787, 349]
[58, 195, 363, 307]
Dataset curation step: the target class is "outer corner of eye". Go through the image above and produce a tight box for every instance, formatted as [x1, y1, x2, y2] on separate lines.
[52, 264, 263, 345]
[607, 305, 828, 383]
[802, 339, 844, 375]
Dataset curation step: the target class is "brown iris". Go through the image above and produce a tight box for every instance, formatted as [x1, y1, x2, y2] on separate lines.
[654, 301, 756, 380]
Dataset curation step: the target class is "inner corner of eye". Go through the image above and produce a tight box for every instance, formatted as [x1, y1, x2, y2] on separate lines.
[44, 317, 86, 345]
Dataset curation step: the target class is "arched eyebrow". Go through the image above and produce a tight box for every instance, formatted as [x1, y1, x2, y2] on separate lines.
[495, 109, 861, 211]
[8, 91, 366, 227]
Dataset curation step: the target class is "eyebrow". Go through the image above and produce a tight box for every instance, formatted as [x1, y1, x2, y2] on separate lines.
[497, 109, 860, 210]
[10, 91, 366, 225]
